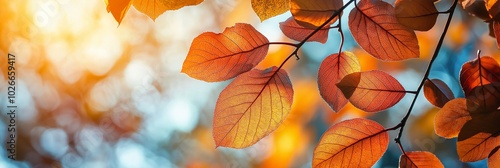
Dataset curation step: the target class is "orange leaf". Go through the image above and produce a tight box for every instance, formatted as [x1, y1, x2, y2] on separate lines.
[423, 79, 455, 108]
[457, 111, 500, 162]
[290, 0, 343, 29]
[252, 0, 290, 21]
[434, 98, 471, 139]
[493, 21, 500, 49]
[460, 56, 500, 96]
[399, 151, 444, 168]
[106, 0, 133, 24]
[133, 0, 204, 20]
[490, 147, 500, 168]
[312, 118, 388, 168]
[279, 17, 330, 44]
[182, 23, 269, 82]
[486, 0, 500, 18]
[336, 70, 406, 112]
[395, 0, 439, 31]
[466, 83, 500, 114]
[213, 67, 293, 148]
[318, 52, 361, 112]
[348, 0, 419, 61]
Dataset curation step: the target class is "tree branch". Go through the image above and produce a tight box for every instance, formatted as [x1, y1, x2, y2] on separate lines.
[393, 0, 458, 153]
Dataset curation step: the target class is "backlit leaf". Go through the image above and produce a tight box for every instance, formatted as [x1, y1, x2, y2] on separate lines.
[213, 67, 293, 148]
[106, 0, 133, 24]
[133, 0, 204, 20]
[336, 70, 406, 112]
[348, 0, 420, 61]
[312, 118, 388, 168]
[486, 0, 500, 17]
[490, 147, 500, 168]
[279, 17, 330, 44]
[318, 52, 361, 112]
[460, 0, 491, 20]
[395, 0, 439, 31]
[434, 98, 471, 139]
[457, 111, 500, 162]
[182, 23, 269, 82]
[466, 83, 500, 114]
[290, 0, 343, 29]
[423, 79, 455, 108]
[493, 21, 500, 48]
[252, 0, 289, 21]
[399, 151, 444, 168]
[460, 56, 500, 95]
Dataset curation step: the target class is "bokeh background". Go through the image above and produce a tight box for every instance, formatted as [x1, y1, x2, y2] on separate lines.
[0, 0, 499, 167]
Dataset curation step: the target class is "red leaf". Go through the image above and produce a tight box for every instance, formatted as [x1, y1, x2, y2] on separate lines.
[434, 98, 471, 139]
[460, 56, 500, 95]
[493, 21, 500, 49]
[466, 83, 500, 114]
[279, 17, 330, 44]
[348, 0, 420, 61]
[395, 0, 439, 31]
[290, 0, 344, 28]
[318, 52, 361, 112]
[336, 70, 406, 112]
[423, 79, 455, 108]
[457, 111, 500, 162]
[313, 118, 388, 168]
[213, 67, 293, 148]
[399, 151, 444, 168]
[182, 23, 269, 82]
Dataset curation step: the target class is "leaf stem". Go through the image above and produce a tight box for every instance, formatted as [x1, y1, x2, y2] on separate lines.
[393, 0, 458, 153]
[268, 42, 298, 47]
[337, 17, 345, 54]
[405, 90, 419, 94]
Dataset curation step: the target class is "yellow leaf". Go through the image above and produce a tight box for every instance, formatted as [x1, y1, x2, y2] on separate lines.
[106, 0, 133, 24]
[133, 0, 204, 20]
[252, 0, 290, 21]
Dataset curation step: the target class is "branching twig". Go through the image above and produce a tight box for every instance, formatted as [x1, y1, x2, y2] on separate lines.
[392, 0, 458, 154]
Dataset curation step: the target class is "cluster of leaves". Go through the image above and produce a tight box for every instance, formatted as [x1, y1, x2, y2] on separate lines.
[431, 54, 500, 166]
[106, 0, 500, 167]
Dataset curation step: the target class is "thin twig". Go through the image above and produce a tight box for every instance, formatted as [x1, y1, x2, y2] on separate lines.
[393, 0, 458, 154]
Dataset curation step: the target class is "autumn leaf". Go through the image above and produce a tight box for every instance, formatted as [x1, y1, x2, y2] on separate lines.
[459, 56, 500, 95]
[395, 0, 439, 31]
[434, 98, 472, 139]
[106, 0, 133, 24]
[465, 83, 500, 114]
[486, 0, 500, 18]
[490, 147, 500, 168]
[182, 23, 269, 82]
[493, 21, 500, 48]
[336, 70, 406, 112]
[317, 52, 361, 112]
[399, 151, 444, 168]
[348, 0, 420, 61]
[460, 0, 491, 20]
[133, 0, 204, 20]
[213, 67, 293, 148]
[279, 17, 330, 44]
[457, 111, 500, 162]
[423, 79, 455, 108]
[252, 0, 289, 21]
[312, 118, 388, 168]
[290, 0, 343, 29]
